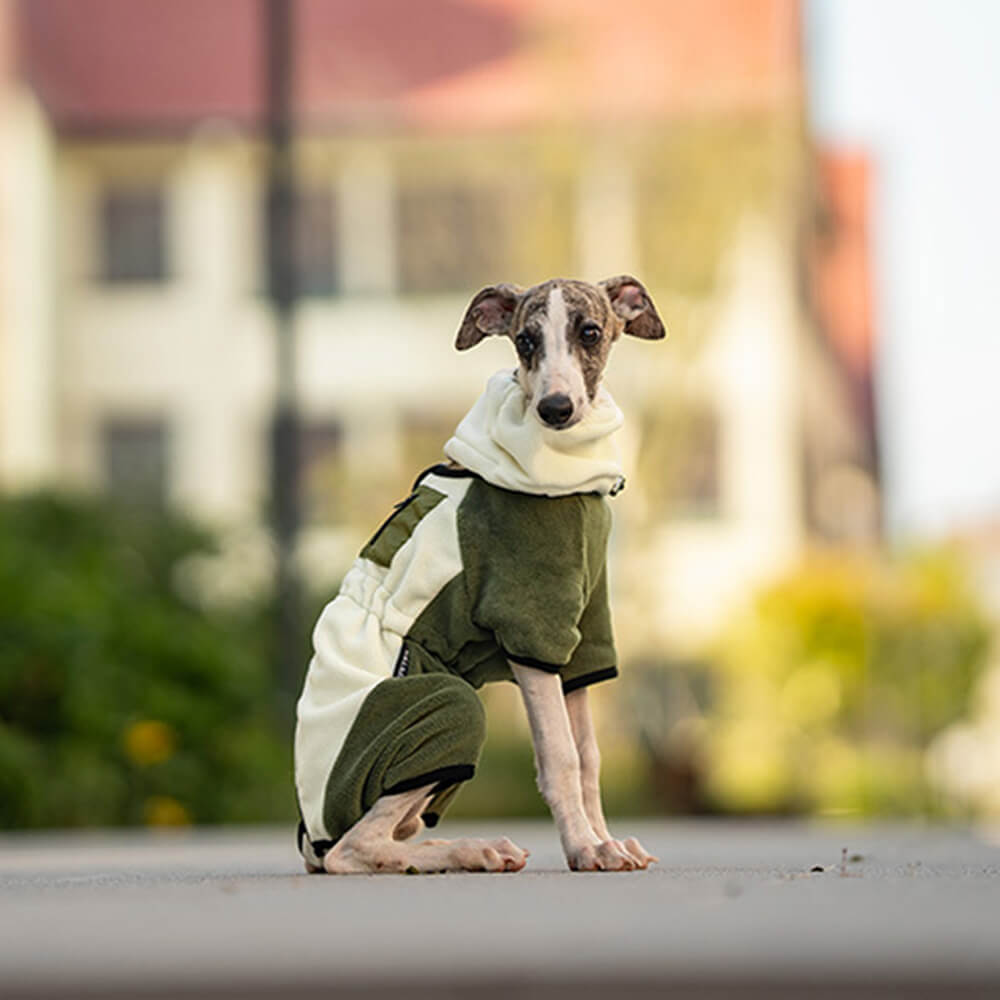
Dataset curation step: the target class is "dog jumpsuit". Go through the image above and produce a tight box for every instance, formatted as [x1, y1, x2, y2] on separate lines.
[294, 372, 624, 866]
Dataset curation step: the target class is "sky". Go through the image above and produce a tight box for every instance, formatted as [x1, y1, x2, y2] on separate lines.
[805, 0, 1000, 540]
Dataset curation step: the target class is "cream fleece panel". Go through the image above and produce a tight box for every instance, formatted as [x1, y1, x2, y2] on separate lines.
[443, 371, 625, 497]
[379, 474, 470, 634]
[294, 475, 470, 839]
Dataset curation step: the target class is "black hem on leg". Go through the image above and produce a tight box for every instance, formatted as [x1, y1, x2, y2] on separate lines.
[383, 763, 476, 796]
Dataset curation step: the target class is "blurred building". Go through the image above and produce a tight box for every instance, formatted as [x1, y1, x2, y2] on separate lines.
[0, 0, 879, 655]
[0, 0, 57, 490]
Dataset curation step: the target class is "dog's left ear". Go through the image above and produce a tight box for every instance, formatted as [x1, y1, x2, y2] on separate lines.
[455, 283, 523, 351]
[600, 275, 667, 340]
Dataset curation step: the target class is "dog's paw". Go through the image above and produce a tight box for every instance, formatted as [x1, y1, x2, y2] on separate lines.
[451, 837, 530, 873]
[618, 836, 658, 868]
[490, 836, 531, 871]
[567, 839, 644, 872]
[417, 836, 529, 872]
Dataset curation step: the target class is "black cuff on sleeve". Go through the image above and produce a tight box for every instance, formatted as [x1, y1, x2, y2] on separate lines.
[503, 650, 564, 673]
[562, 666, 619, 694]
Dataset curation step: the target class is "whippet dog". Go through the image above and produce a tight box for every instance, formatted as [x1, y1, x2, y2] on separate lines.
[294, 276, 664, 873]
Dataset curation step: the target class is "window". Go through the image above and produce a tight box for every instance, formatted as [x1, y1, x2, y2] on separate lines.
[262, 188, 338, 297]
[640, 402, 722, 520]
[668, 405, 721, 518]
[100, 186, 167, 282]
[103, 419, 168, 506]
[397, 182, 509, 294]
[300, 420, 345, 526]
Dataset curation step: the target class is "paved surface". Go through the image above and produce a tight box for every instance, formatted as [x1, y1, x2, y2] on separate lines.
[2, 821, 1000, 999]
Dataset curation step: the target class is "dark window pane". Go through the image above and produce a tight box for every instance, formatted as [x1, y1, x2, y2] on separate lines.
[263, 188, 338, 297]
[669, 406, 721, 518]
[397, 182, 508, 294]
[640, 404, 722, 520]
[300, 420, 344, 525]
[294, 189, 338, 296]
[100, 187, 166, 282]
[103, 420, 168, 506]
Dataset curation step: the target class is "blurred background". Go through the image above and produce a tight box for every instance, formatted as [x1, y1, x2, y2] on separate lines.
[0, 0, 998, 832]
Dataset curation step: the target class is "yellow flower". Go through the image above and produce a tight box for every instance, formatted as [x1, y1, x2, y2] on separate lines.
[143, 796, 191, 827]
[123, 720, 176, 766]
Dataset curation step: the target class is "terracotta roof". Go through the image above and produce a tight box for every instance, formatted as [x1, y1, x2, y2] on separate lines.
[813, 151, 875, 382]
[15, 0, 800, 133]
[811, 148, 879, 459]
[15, 0, 519, 132]
[399, 0, 801, 128]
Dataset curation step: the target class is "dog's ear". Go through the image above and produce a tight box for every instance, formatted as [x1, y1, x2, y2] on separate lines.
[600, 275, 667, 341]
[455, 284, 522, 351]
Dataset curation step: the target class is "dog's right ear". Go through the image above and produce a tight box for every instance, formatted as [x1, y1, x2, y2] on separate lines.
[600, 275, 667, 341]
[455, 284, 522, 351]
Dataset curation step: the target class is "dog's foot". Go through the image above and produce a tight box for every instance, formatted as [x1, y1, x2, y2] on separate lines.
[322, 840, 402, 874]
[418, 836, 530, 872]
[620, 836, 658, 868]
[567, 838, 654, 872]
[323, 836, 529, 874]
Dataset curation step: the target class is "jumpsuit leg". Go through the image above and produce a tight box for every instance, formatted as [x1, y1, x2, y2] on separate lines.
[301, 673, 486, 860]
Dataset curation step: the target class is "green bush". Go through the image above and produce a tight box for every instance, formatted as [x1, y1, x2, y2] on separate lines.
[0, 492, 293, 829]
[703, 549, 992, 816]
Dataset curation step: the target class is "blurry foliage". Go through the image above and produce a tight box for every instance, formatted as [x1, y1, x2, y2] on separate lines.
[449, 684, 655, 822]
[0, 492, 294, 829]
[452, 733, 548, 821]
[638, 115, 796, 301]
[698, 549, 992, 817]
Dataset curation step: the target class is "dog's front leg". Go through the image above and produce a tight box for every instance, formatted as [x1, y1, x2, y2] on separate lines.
[565, 687, 658, 869]
[512, 663, 642, 871]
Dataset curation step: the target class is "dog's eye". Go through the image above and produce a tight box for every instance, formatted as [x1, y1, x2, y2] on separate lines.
[515, 331, 536, 358]
[579, 324, 602, 347]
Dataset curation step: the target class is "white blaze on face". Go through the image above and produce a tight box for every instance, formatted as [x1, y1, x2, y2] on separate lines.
[530, 285, 587, 420]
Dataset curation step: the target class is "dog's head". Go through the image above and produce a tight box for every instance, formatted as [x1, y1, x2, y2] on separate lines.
[455, 276, 666, 429]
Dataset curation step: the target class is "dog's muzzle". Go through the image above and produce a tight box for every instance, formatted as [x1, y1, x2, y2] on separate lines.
[537, 393, 574, 428]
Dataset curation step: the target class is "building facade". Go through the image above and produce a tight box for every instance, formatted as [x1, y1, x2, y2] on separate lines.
[3, 0, 878, 657]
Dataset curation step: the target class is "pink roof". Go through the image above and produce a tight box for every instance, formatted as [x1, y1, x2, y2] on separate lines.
[814, 151, 875, 384]
[811, 148, 879, 455]
[16, 0, 801, 133]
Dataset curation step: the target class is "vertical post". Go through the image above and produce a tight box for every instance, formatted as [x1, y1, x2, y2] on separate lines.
[263, 0, 301, 714]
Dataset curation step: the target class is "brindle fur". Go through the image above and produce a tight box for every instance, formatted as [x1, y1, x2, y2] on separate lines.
[455, 275, 665, 424]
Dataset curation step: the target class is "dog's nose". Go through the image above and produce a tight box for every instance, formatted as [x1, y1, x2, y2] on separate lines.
[537, 393, 574, 427]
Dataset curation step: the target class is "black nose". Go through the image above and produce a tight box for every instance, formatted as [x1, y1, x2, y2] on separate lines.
[537, 393, 574, 427]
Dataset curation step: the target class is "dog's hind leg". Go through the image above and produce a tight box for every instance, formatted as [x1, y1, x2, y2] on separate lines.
[315, 673, 528, 874]
[323, 786, 432, 872]
[392, 791, 429, 841]
[323, 786, 528, 874]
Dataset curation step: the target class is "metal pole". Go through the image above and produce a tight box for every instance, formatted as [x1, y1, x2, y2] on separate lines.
[263, 0, 302, 714]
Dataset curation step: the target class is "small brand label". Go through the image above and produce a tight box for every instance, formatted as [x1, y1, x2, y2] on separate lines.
[394, 645, 411, 678]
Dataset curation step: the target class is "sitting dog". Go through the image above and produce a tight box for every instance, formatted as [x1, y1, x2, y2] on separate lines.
[295, 276, 664, 873]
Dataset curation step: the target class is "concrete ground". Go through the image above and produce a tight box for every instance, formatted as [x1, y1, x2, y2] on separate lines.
[2, 820, 1000, 999]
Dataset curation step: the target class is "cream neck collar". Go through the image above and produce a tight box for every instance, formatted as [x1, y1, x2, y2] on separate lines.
[443, 371, 625, 497]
